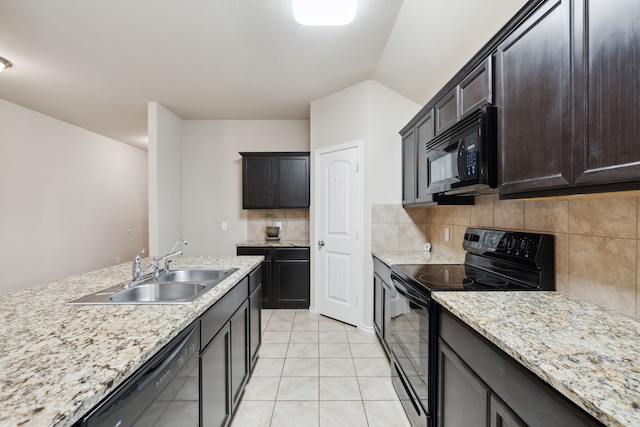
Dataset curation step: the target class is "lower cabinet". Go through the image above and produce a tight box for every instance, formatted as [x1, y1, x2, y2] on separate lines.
[237, 246, 310, 309]
[201, 322, 231, 427]
[200, 266, 262, 427]
[230, 300, 249, 411]
[437, 307, 602, 427]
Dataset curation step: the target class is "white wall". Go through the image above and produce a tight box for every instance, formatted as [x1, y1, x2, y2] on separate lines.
[0, 99, 148, 294]
[181, 120, 310, 256]
[310, 80, 420, 328]
[148, 102, 183, 256]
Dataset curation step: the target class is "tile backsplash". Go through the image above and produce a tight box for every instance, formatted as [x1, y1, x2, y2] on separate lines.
[246, 209, 309, 241]
[372, 193, 640, 317]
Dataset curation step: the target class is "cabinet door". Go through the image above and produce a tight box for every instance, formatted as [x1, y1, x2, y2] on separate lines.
[230, 301, 249, 411]
[415, 111, 434, 204]
[201, 323, 231, 427]
[402, 128, 416, 205]
[496, 0, 572, 195]
[278, 155, 310, 208]
[435, 88, 458, 135]
[242, 156, 276, 209]
[274, 248, 310, 308]
[573, 0, 640, 186]
[373, 273, 383, 337]
[490, 395, 526, 427]
[438, 339, 490, 427]
[249, 284, 262, 368]
[459, 57, 493, 119]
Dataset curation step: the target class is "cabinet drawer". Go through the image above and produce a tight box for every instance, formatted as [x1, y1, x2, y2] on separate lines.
[237, 247, 271, 259]
[249, 266, 262, 294]
[200, 277, 249, 351]
[274, 247, 309, 260]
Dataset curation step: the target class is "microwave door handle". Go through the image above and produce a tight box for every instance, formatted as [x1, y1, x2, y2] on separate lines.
[456, 138, 466, 181]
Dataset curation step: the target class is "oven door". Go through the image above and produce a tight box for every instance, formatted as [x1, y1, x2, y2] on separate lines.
[389, 274, 432, 426]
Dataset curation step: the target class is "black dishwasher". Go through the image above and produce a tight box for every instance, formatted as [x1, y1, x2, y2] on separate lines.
[78, 322, 200, 427]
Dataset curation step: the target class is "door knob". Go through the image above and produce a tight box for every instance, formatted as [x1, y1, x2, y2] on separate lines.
[318, 241, 325, 247]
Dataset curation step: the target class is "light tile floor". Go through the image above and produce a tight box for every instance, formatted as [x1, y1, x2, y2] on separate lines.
[229, 309, 411, 427]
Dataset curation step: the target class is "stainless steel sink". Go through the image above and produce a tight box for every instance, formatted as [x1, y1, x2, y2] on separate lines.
[156, 268, 233, 283]
[109, 282, 207, 303]
[68, 268, 238, 305]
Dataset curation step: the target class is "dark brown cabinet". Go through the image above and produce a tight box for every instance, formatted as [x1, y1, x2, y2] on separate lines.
[438, 307, 602, 427]
[573, 0, 640, 187]
[497, 0, 640, 198]
[496, 0, 572, 196]
[200, 268, 261, 427]
[402, 109, 435, 206]
[240, 152, 309, 209]
[237, 246, 310, 309]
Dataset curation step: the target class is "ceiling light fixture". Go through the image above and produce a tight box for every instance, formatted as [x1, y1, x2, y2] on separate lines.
[0, 56, 12, 72]
[292, 0, 358, 26]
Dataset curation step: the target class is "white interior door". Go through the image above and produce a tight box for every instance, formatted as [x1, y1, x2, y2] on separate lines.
[316, 142, 361, 326]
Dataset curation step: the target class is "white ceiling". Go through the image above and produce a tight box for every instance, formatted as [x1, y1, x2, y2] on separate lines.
[0, 0, 527, 149]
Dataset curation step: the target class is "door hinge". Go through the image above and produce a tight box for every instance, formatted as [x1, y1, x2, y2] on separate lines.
[356, 162, 359, 173]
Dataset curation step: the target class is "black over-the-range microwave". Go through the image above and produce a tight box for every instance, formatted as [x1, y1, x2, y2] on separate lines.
[426, 105, 497, 196]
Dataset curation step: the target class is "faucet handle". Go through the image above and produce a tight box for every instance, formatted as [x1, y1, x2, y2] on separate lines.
[135, 249, 145, 261]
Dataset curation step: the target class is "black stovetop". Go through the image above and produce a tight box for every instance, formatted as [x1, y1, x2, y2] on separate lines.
[390, 228, 555, 295]
[392, 263, 537, 292]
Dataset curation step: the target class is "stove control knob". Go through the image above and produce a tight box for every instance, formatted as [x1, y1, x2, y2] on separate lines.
[507, 238, 517, 250]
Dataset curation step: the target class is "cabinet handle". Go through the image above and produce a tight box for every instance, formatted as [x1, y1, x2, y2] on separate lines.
[318, 241, 325, 247]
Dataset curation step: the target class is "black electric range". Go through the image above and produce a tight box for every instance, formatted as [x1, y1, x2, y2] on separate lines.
[387, 228, 554, 427]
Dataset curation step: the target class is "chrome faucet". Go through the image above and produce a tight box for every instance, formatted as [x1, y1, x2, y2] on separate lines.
[131, 239, 188, 282]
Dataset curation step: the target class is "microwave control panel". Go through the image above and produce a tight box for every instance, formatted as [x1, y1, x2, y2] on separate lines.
[461, 135, 479, 179]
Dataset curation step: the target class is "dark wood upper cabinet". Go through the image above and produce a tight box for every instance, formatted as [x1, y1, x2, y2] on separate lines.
[496, 0, 573, 196]
[435, 88, 458, 135]
[415, 111, 434, 204]
[573, 0, 640, 186]
[241, 152, 309, 209]
[401, 127, 417, 205]
[278, 155, 310, 208]
[459, 57, 493, 119]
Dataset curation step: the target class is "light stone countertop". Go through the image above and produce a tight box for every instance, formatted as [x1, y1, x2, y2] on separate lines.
[0, 255, 263, 427]
[433, 291, 640, 427]
[236, 240, 310, 248]
[372, 250, 460, 266]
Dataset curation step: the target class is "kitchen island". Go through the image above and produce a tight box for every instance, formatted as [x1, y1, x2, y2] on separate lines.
[434, 291, 640, 427]
[0, 255, 263, 427]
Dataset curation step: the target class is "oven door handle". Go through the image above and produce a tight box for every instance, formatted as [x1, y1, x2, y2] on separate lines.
[390, 273, 431, 307]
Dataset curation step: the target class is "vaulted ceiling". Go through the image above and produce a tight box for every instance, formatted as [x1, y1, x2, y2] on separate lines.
[0, 0, 526, 149]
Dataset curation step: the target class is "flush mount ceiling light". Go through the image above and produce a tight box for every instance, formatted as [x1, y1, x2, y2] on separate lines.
[292, 0, 358, 26]
[0, 56, 12, 72]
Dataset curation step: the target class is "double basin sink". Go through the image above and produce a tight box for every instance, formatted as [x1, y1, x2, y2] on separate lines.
[68, 268, 238, 305]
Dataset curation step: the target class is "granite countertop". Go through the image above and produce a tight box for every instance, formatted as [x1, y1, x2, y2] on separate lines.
[237, 240, 310, 248]
[372, 250, 459, 266]
[433, 291, 640, 427]
[0, 255, 263, 427]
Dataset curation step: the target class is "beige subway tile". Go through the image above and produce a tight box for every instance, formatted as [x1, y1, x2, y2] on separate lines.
[287, 220, 309, 241]
[286, 209, 309, 219]
[398, 222, 428, 251]
[493, 199, 525, 230]
[553, 233, 569, 294]
[371, 223, 399, 252]
[524, 200, 568, 233]
[451, 225, 467, 262]
[248, 221, 267, 240]
[371, 204, 399, 223]
[431, 207, 454, 225]
[567, 235, 636, 316]
[428, 224, 453, 256]
[399, 207, 427, 223]
[247, 209, 267, 220]
[637, 243, 640, 317]
[470, 195, 494, 228]
[453, 206, 471, 226]
[569, 196, 636, 238]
